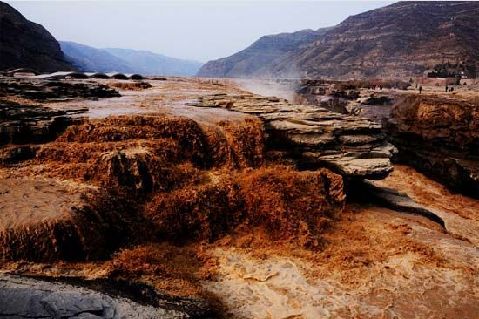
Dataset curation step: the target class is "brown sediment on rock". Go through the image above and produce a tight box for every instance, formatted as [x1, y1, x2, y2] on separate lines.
[1, 78, 479, 317]
[192, 93, 395, 179]
[110, 81, 153, 91]
[0, 179, 149, 261]
[0, 110, 282, 261]
[386, 95, 479, 197]
[108, 243, 216, 297]
[145, 166, 345, 248]
[202, 118, 265, 169]
[35, 140, 201, 193]
[29, 114, 264, 187]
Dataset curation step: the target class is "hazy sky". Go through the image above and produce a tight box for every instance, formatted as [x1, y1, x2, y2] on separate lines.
[8, 1, 392, 62]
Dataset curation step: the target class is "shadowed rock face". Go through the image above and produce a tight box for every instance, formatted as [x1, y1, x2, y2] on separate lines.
[0, 78, 121, 101]
[198, 1, 479, 79]
[0, 2, 73, 72]
[192, 93, 395, 179]
[0, 79, 120, 153]
[386, 95, 479, 197]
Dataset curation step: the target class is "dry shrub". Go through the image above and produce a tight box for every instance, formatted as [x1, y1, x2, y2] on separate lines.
[145, 166, 345, 248]
[110, 81, 152, 91]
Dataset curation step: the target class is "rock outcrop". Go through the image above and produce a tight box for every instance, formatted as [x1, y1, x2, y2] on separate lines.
[192, 93, 395, 179]
[0, 78, 120, 151]
[0, 100, 78, 147]
[0, 178, 145, 261]
[0, 275, 211, 318]
[0, 78, 120, 101]
[386, 95, 479, 197]
[0, 2, 73, 72]
[198, 1, 479, 79]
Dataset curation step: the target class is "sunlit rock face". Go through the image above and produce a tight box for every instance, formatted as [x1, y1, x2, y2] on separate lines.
[193, 93, 395, 180]
[198, 2, 479, 79]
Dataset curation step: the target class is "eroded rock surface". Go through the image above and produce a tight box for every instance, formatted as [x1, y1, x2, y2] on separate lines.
[0, 100, 85, 148]
[0, 275, 188, 319]
[0, 178, 144, 261]
[193, 93, 395, 179]
[0, 78, 120, 101]
[1, 78, 478, 318]
[386, 95, 479, 197]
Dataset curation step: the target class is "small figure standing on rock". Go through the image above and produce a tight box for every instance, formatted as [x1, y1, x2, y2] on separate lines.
[445, 85, 448, 92]
[419, 86, 423, 94]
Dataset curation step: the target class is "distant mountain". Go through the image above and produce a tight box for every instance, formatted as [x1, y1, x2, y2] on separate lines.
[105, 48, 202, 76]
[60, 41, 134, 73]
[198, 1, 479, 79]
[198, 28, 330, 78]
[60, 41, 202, 76]
[0, 2, 73, 72]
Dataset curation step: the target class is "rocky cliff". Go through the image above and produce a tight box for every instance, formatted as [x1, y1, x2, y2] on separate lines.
[198, 1, 479, 79]
[386, 95, 479, 197]
[0, 2, 73, 72]
[198, 29, 329, 78]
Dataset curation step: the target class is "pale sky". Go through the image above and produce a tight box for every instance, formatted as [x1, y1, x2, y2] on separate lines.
[7, 1, 392, 62]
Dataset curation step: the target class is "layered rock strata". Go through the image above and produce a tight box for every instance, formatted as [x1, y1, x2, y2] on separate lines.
[198, 2, 479, 79]
[0, 78, 120, 101]
[0, 100, 85, 149]
[386, 95, 479, 197]
[192, 93, 395, 179]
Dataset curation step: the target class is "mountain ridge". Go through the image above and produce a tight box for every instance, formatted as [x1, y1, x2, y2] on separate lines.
[0, 2, 73, 72]
[198, 1, 479, 79]
[61, 41, 202, 76]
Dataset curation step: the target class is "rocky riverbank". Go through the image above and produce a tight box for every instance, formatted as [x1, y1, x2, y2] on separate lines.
[0, 77, 478, 318]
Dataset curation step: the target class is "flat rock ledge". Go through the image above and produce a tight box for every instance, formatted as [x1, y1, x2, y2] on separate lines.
[192, 93, 395, 179]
